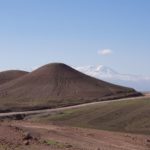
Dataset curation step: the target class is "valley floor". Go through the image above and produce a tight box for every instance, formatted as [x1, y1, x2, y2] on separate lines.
[0, 94, 150, 150]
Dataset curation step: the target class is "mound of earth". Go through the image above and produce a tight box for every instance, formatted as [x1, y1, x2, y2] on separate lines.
[0, 70, 28, 85]
[0, 63, 141, 112]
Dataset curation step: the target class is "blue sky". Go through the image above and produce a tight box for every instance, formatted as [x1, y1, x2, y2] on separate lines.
[0, 0, 150, 75]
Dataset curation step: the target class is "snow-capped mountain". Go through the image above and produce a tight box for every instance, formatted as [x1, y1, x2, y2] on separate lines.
[76, 65, 118, 78]
[76, 65, 150, 92]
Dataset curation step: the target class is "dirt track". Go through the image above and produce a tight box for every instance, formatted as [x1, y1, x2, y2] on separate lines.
[0, 121, 150, 150]
[0, 94, 149, 119]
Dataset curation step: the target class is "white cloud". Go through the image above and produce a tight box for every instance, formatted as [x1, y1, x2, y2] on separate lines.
[98, 49, 112, 56]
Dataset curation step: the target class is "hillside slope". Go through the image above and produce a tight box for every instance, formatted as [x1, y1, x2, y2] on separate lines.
[0, 63, 140, 112]
[29, 97, 150, 135]
[0, 70, 28, 85]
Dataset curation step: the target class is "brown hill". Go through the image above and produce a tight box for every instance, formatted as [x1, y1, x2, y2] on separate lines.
[0, 70, 28, 85]
[0, 63, 141, 112]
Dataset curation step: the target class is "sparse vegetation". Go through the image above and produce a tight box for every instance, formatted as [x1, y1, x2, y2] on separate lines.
[28, 98, 150, 135]
[43, 139, 73, 148]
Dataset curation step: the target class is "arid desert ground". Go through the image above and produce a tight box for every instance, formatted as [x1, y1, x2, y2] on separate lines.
[0, 94, 150, 150]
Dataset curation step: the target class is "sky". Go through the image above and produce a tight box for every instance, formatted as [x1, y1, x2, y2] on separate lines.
[0, 0, 150, 75]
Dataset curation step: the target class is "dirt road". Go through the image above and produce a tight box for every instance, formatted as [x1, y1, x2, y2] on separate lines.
[0, 94, 149, 118]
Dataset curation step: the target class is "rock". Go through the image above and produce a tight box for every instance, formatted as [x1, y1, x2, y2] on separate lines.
[23, 132, 33, 140]
[23, 140, 29, 145]
[65, 144, 73, 148]
[147, 139, 150, 142]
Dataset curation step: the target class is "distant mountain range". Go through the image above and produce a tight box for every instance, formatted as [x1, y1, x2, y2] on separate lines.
[76, 65, 150, 92]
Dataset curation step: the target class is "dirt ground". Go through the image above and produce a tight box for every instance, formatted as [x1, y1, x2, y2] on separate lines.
[0, 121, 150, 150]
